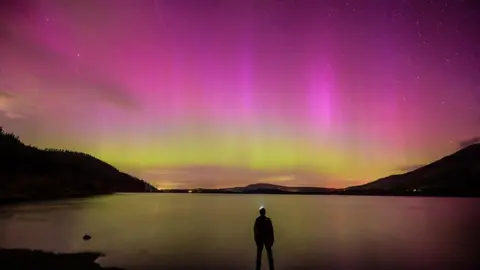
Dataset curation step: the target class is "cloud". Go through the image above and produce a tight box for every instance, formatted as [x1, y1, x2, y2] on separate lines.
[459, 137, 480, 148]
[0, 91, 12, 98]
[4, 111, 25, 119]
[0, 91, 25, 119]
[0, 16, 140, 113]
[0, 88, 50, 120]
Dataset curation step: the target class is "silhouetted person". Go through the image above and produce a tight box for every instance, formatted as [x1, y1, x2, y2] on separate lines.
[254, 207, 275, 270]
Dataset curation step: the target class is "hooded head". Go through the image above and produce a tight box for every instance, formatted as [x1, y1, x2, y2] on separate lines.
[259, 206, 266, 216]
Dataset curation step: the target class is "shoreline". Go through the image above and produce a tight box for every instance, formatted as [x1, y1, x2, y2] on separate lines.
[1, 191, 479, 206]
[1, 190, 479, 207]
[0, 192, 114, 206]
[156, 190, 480, 198]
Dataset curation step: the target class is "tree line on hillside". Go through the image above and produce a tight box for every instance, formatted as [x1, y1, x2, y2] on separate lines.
[0, 127, 156, 203]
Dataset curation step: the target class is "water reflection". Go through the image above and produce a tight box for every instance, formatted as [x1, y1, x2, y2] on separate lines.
[0, 194, 479, 270]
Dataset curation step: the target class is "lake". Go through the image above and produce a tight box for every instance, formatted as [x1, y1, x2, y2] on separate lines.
[0, 194, 479, 270]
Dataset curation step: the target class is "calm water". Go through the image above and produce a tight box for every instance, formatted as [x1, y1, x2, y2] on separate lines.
[0, 194, 479, 270]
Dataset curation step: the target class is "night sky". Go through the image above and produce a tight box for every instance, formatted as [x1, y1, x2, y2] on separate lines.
[1, 0, 479, 189]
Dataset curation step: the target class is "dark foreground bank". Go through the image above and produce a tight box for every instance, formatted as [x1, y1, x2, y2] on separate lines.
[0, 249, 123, 270]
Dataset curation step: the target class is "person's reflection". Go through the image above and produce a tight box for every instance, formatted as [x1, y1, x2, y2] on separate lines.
[254, 206, 275, 270]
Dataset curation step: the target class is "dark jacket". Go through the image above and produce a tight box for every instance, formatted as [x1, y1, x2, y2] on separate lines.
[254, 216, 274, 246]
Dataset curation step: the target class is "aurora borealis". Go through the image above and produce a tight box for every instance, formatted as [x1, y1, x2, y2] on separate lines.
[1, 0, 479, 189]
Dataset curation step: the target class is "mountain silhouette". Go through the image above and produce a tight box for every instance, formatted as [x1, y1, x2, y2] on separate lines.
[347, 144, 480, 196]
[229, 183, 335, 193]
[0, 127, 157, 203]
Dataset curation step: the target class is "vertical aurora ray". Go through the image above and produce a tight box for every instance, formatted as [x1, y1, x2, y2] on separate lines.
[239, 41, 255, 122]
[308, 63, 334, 136]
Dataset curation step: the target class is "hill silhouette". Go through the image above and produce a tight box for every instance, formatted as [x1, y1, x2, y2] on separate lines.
[0, 127, 157, 203]
[346, 143, 480, 196]
[222, 183, 336, 193]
